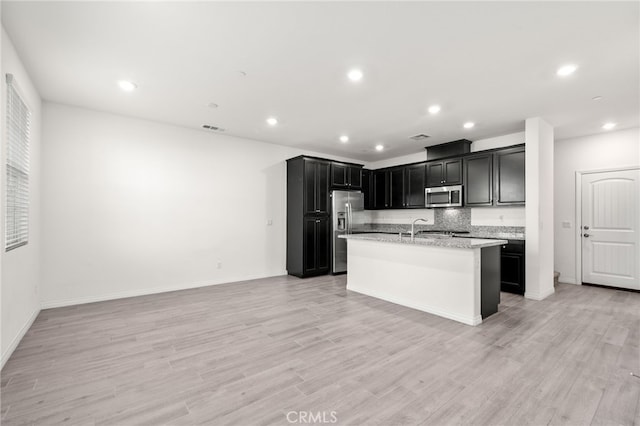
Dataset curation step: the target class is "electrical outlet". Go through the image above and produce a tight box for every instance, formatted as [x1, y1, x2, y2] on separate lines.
[266, 219, 273, 226]
[562, 221, 571, 229]
[217, 262, 222, 269]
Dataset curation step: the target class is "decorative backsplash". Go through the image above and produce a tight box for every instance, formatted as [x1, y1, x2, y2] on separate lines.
[360, 207, 525, 238]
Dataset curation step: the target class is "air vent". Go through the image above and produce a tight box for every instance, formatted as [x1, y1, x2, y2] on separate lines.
[410, 134, 430, 141]
[202, 124, 226, 132]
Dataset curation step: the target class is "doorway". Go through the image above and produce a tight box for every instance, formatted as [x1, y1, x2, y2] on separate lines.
[580, 168, 640, 290]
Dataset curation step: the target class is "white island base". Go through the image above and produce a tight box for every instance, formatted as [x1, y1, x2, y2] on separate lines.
[344, 237, 503, 326]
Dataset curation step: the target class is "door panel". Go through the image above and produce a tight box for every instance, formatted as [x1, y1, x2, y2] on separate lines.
[426, 162, 443, 187]
[316, 217, 330, 271]
[405, 164, 426, 207]
[582, 169, 640, 290]
[303, 218, 317, 273]
[495, 148, 525, 205]
[464, 154, 493, 206]
[443, 159, 462, 185]
[330, 163, 348, 188]
[389, 168, 405, 208]
[373, 171, 387, 209]
[349, 167, 362, 189]
[316, 162, 330, 214]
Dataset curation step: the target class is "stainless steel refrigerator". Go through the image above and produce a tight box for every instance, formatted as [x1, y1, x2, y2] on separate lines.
[332, 190, 364, 274]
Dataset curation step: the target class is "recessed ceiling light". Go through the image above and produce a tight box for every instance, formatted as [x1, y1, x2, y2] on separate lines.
[556, 64, 578, 77]
[207, 102, 219, 109]
[375, 144, 384, 151]
[118, 80, 137, 91]
[602, 122, 617, 130]
[428, 105, 441, 114]
[339, 135, 349, 143]
[347, 69, 363, 82]
[266, 117, 278, 126]
[591, 96, 603, 101]
[463, 122, 475, 129]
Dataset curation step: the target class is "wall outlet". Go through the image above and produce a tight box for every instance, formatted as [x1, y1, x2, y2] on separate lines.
[562, 221, 571, 229]
[266, 219, 273, 226]
[217, 262, 222, 269]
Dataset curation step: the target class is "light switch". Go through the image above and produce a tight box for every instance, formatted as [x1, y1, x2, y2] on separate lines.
[266, 219, 273, 226]
[562, 221, 571, 228]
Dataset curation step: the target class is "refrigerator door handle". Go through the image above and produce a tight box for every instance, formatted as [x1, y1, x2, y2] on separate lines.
[347, 203, 352, 234]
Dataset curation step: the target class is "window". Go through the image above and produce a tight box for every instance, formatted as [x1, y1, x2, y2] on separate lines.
[5, 74, 30, 251]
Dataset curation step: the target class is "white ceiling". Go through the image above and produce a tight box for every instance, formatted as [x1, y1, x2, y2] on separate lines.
[3, 1, 638, 161]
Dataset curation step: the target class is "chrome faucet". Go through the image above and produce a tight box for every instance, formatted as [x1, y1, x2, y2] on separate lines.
[411, 218, 429, 241]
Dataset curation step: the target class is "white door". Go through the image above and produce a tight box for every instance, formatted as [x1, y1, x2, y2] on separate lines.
[581, 169, 640, 290]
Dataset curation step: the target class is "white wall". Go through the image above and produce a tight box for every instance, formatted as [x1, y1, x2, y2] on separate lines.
[554, 127, 640, 284]
[525, 117, 555, 300]
[40, 103, 361, 307]
[362, 132, 526, 226]
[1, 28, 42, 368]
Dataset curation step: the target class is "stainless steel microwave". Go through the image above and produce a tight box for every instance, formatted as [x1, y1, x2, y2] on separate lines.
[425, 185, 463, 208]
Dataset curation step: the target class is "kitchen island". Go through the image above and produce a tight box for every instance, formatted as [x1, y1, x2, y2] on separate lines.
[340, 233, 507, 326]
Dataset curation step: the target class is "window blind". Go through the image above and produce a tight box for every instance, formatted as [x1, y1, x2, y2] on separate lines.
[5, 74, 30, 251]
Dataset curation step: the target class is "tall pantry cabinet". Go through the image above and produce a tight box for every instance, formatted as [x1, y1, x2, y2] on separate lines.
[287, 156, 331, 277]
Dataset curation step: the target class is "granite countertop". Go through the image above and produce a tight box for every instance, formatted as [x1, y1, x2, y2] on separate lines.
[340, 233, 507, 249]
[352, 225, 525, 241]
[463, 232, 525, 241]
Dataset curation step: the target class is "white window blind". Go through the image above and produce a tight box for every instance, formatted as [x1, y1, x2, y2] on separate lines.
[5, 74, 30, 251]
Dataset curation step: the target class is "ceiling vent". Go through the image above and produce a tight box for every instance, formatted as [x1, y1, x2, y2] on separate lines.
[409, 134, 430, 141]
[202, 124, 225, 132]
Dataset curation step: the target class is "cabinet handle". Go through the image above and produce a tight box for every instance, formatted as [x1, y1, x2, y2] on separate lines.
[316, 220, 320, 223]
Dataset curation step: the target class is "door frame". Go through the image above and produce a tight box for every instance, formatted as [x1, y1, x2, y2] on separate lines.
[574, 166, 640, 285]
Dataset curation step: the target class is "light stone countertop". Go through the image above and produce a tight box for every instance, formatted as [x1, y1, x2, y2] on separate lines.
[340, 233, 507, 249]
[464, 232, 525, 241]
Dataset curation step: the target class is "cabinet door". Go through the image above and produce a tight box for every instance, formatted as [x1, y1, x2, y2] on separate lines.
[330, 163, 348, 188]
[304, 160, 330, 214]
[315, 161, 330, 214]
[373, 171, 388, 209]
[349, 167, 362, 189]
[495, 148, 525, 205]
[303, 217, 330, 275]
[405, 163, 426, 208]
[362, 169, 372, 209]
[443, 159, 462, 185]
[303, 217, 318, 274]
[389, 168, 405, 208]
[464, 154, 493, 206]
[501, 251, 525, 294]
[426, 161, 444, 187]
[303, 160, 318, 215]
[315, 217, 330, 272]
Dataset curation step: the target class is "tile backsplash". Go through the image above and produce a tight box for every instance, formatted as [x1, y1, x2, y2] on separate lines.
[363, 206, 525, 229]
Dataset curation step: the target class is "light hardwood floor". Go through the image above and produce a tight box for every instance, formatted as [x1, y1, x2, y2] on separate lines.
[1, 275, 639, 425]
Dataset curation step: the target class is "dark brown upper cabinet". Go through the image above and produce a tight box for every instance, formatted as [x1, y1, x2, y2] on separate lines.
[373, 170, 389, 209]
[464, 153, 493, 206]
[494, 146, 525, 205]
[362, 169, 373, 209]
[404, 163, 426, 208]
[426, 158, 462, 187]
[330, 162, 362, 190]
[303, 158, 330, 215]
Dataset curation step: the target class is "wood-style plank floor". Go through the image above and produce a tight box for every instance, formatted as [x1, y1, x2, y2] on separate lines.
[2, 275, 639, 425]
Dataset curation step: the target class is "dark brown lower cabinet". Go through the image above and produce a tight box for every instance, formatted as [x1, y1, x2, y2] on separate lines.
[501, 240, 525, 294]
[301, 216, 330, 277]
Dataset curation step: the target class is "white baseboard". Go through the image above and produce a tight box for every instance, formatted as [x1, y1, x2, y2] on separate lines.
[1, 307, 40, 371]
[41, 271, 287, 309]
[525, 286, 556, 301]
[560, 276, 578, 285]
[347, 285, 482, 326]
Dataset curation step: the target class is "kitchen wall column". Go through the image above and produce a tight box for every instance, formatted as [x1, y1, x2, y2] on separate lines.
[524, 117, 555, 300]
